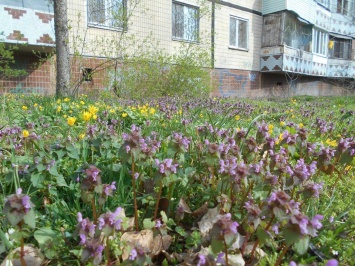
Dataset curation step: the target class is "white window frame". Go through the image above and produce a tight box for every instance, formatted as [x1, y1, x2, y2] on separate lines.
[172, 1, 199, 42]
[229, 15, 249, 51]
[312, 28, 328, 56]
[87, 0, 126, 30]
[336, 0, 354, 16]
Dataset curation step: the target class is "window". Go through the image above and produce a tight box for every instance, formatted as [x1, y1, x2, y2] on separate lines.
[229, 16, 248, 50]
[317, 0, 330, 8]
[312, 28, 328, 56]
[336, 0, 354, 16]
[329, 37, 352, 59]
[172, 2, 199, 42]
[88, 0, 126, 29]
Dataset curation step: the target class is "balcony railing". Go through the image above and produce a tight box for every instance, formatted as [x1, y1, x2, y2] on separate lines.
[0, 4, 55, 50]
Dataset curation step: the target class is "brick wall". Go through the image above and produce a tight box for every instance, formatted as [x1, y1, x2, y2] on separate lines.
[0, 51, 55, 94]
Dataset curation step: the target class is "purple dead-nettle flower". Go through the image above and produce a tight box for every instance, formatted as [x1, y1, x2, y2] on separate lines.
[244, 201, 261, 221]
[81, 238, 104, 265]
[318, 146, 335, 166]
[288, 159, 317, 184]
[155, 158, 179, 175]
[129, 248, 138, 260]
[249, 161, 264, 176]
[235, 161, 249, 180]
[272, 223, 280, 234]
[219, 157, 238, 176]
[217, 213, 239, 235]
[302, 182, 324, 198]
[306, 142, 317, 154]
[227, 137, 236, 146]
[257, 120, 269, 136]
[85, 165, 101, 181]
[336, 138, 350, 155]
[282, 131, 298, 145]
[3, 188, 35, 227]
[97, 207, 123, 235]
[155, 219, 162, 228]
[235, 128, 247, 140]
[246, 137, 258, 152]
[103, 181, 116, 196]
[77, 212, 96, 238]
[197, 254, 206, 266]
[216, 252, 225, 264]
[172, 132, 191, 151]
[265, 172, 278, 186]
[219, 143, 231, 157]
[289, 262, 297, 266]
[267, 190, 291, 207]
[289, 210, 310, 235]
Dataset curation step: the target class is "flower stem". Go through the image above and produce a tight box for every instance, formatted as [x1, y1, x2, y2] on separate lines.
[154, 180, 163, 220]
[91, 198, 97, 224]
[223, 235, 229, 266]
[19, 223, 26, 266]
[275, 244, 289, 266]
[131, 153, 139, 232]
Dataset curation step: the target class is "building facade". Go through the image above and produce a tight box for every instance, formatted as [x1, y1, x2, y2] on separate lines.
[0, 0, 354, 96]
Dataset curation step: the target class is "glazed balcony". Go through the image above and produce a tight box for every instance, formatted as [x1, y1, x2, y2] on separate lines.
[0, 0, 55, 52]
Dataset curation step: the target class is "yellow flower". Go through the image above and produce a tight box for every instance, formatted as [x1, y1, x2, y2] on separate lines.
[22, 106, 28, 110]
[122, 112, 128, 118]
[34, 103, 38, 107]
[200, 114, 204, 118]
[22, 130, 29, 138]
[67, 117, 76, 126]
[39, 106, 43, 111]
[63, 114, 67, 118]
[79, 133, 85, 139]
[149, 108, 156, 115]
[280, 121, 285, 127]
[268, 124, 274, 134]
[83, 111, 92, 121]
[80, 101, 85, 105]
[88, 105, 99, 115]
[299, 123, 304, 128]
[235, 115, 240, 121]
[64, 97, 70, 102]
[57, 106, 62, 112]
[93, 114, 97, 120]
[292, 115, 295, 118]
[326, 139, 337, 147]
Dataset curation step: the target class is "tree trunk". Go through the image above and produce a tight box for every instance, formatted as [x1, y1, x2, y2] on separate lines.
[54, 0, 71, 97]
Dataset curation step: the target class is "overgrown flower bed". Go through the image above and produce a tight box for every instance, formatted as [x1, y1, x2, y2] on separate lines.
[0, 94, 354, 265]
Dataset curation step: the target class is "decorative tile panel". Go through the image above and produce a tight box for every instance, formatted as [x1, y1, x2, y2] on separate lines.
[0, 5, 55, 47]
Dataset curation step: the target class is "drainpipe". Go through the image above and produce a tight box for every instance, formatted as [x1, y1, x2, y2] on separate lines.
[211, 0, 215, 68]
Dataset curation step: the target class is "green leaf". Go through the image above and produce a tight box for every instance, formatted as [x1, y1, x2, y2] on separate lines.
[112, 163, 122, 172]
[161, 211, 168, 224]
[256, 226, 271, 245]
[34, 228, 58, 245]
[283, 224, 301, 246]
[56, 174, 68, 187]
[31, 173, 44, 188]
[211, 237, 223, 253]
[273, 207, 289, 221]
[143, 218, 156, 229]
[23, 209, 36, 228]
[293, 235, 309, 255]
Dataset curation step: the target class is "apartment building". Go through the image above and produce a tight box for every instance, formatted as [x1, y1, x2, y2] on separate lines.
[0, 0, 354, 96]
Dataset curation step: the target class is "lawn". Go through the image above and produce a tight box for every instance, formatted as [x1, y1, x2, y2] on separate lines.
[0, 93, 354, 266]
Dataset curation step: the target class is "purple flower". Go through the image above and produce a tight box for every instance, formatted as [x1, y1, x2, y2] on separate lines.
[289, 262, 297, 266]
[129, 248, 137, 260]
[272, 223, 280, 235]
[197, 254, 206, 266]
[326, 259, 338, 266]
[216, 252, 225, 264]
[97, 207, 123, 236]
[310, 214, 323, 230]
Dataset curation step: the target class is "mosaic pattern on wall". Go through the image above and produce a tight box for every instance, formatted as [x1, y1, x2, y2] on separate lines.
[0, 5, 55, 46]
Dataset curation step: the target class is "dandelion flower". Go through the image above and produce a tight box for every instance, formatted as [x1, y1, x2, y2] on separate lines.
[83, 111, 92, 121]
[235, 115, 240, 121]
[67, 117, 76, 126]
[122, 112, 128, 118]
[22, 106, 28, 111]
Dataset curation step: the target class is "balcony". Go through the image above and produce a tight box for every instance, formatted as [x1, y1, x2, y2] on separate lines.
[260, 45, 328, 76]
[327, 58, 355, 78]
[0, 2, 55, 51]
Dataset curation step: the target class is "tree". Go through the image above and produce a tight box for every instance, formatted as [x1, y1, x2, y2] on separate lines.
[54, 0, 71, 98]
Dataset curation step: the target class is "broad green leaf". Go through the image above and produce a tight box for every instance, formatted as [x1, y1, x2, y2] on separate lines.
[31, 173, 44, 188]
[293, 235, 310, 255]
[34, 228, 58, 245]
[143, 218, 156, 229]
[23, 209, 36, 228]
[256, 226, 271, 245]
